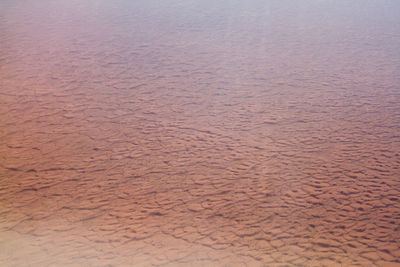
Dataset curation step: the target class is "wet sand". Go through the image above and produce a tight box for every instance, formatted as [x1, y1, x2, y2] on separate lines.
[1, 0, 400, 266]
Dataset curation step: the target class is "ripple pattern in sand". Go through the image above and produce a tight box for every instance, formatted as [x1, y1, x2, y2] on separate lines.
[1, 0, 400, 266]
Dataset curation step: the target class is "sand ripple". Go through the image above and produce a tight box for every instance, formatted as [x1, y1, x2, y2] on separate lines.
[1, 0, 400, 266]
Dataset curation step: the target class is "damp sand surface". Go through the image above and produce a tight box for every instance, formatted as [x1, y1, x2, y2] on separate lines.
[1, 0, 400, 266]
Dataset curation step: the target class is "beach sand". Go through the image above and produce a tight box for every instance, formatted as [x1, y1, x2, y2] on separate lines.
[1, 0, 399, 266]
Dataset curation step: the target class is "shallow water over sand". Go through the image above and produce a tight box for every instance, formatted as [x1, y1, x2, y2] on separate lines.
[1, 0, 400, 266]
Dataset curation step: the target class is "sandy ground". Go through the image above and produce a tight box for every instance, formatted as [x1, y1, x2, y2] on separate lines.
[1, 0, 400, 266]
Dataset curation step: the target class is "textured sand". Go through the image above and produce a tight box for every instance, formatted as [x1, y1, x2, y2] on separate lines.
[1, 0, 400, 266]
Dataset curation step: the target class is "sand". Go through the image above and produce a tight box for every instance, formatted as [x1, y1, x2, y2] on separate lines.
[1, 0, 399, 266]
